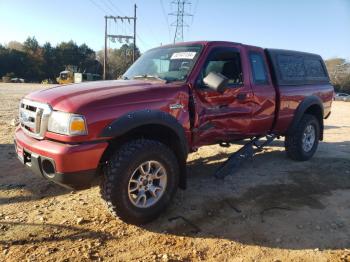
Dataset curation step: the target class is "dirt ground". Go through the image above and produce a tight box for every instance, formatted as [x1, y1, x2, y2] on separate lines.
[0, 83, 350, 262]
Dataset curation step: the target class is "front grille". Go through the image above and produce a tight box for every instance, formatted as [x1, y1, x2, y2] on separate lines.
[19, 99, 52, 139]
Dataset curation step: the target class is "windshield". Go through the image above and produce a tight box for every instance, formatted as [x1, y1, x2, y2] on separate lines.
[60, 73, 68, 80]
[123, 45, 202, 82]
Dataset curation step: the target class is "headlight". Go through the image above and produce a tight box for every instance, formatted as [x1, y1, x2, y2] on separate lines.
[48, 111, 87, 136]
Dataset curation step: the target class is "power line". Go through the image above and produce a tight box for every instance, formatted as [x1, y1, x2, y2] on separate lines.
[106, 0, 127, 16]
[104, 5, 137, 80]
[169, 0, 193, 43]
[187, 0, 198, 37]
[136, 34, 150, 49]
[160, 0, 171, 43]
[191, 0, 199, 25]
[88, 0, 110, 14]
[101, 0, 118, 15]
[132, 4, 163, 47]
[104, 1, 147, 48]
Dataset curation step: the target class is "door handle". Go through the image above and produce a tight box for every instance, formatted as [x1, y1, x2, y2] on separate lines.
[236, 93, 247, 101]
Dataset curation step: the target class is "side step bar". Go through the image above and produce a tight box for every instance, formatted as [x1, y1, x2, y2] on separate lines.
[214, 134, 277, 179]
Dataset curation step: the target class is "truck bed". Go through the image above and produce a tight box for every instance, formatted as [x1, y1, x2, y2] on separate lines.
[264, 48, 334, 135]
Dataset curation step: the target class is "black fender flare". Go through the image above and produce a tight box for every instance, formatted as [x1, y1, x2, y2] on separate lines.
[287, 95, 324, 139]
[99, 110, 188, 188]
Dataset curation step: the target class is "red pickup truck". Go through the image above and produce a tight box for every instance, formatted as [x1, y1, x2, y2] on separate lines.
[14, 41, 333, 224]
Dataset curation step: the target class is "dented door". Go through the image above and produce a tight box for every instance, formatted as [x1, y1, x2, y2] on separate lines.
[191, 44, 255, 146]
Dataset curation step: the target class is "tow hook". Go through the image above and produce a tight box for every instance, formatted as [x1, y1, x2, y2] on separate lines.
[219, 141, 230, 148]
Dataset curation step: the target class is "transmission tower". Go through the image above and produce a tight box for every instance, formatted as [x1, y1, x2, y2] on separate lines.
[169, 0, 192, 43]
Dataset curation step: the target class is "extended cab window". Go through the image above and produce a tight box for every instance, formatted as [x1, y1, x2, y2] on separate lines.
[198, 47, 243, 88]
[249, 52, 268, 84]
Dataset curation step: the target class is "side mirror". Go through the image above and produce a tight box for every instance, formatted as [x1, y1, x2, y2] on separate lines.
[203, 72, 228, 93]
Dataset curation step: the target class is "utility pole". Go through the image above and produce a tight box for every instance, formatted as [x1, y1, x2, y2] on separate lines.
[169, 0, 192, 43]
[104, 16, 108, 80]
[133, 4, 137, 62]
[103, 4, 137, 80]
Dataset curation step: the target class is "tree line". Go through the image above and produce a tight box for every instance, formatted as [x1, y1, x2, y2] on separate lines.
[97, 45, 140, 80]
[0, 36, 140, 82]
[1, 37, 349, 92]
[325, 58, 350, 93]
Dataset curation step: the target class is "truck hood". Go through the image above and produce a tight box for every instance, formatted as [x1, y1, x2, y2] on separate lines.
[26, 80, 178, 113]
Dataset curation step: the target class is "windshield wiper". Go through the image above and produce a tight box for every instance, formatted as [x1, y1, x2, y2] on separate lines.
[132, 74, 168, 83]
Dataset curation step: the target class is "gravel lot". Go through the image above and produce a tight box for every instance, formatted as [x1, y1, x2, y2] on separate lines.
[0, 83, 350, 261]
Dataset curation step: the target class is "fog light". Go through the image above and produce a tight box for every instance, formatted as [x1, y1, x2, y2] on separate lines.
[42, 159, 55, 177]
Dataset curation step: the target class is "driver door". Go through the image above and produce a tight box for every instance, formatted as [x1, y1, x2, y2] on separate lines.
[192, 45, 254, 146]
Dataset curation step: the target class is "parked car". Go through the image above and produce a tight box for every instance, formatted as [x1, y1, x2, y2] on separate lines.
[334, 92, 350, 101]
[11, 77, 25, 83]
[41, 79, 55, 84]
[14, 41, 333, 224]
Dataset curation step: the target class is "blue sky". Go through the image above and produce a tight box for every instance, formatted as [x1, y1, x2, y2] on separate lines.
[0, 0, 349, 60]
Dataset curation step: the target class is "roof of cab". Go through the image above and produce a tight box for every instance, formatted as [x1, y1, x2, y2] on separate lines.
[152, 40, 268, 52]
[152, 40, 244, 49]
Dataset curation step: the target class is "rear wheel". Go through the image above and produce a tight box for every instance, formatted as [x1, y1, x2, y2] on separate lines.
[100, 139, 179, 224]
[285, 114, 320, 161]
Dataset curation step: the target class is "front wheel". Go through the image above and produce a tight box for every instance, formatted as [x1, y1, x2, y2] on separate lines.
[100, 139, 179, 224]
[285, 114, 320, 161]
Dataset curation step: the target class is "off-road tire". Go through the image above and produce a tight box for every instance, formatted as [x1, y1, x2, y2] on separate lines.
[100, 139, 179, 224]
[285, 114, 320, 161]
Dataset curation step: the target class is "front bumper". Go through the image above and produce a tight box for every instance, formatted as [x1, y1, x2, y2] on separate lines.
[14, 127, 108, 190]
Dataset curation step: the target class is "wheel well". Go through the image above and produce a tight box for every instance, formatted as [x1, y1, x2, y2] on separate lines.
[304, 104, 324, 140]
[100, 124, 187, 188]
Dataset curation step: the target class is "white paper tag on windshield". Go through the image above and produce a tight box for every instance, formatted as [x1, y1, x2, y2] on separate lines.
[171, 52, 196, 60]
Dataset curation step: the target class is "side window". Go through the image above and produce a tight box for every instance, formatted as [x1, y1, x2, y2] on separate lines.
[198, 47, 243, 88]
[304, 58, 327, 78]
[249, 52, 268, 84]
[277, 54, 305, 80]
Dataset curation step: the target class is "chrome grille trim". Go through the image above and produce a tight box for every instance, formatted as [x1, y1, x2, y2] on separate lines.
[19, 99, 52, 139]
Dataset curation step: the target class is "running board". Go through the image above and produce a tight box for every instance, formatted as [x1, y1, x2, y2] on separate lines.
[214, 134, 277, 179]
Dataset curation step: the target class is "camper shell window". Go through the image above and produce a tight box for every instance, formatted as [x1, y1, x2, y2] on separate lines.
[265, 49, 329, 86]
